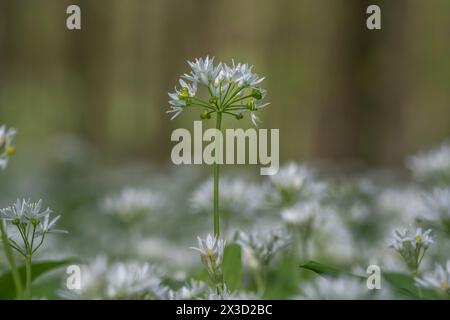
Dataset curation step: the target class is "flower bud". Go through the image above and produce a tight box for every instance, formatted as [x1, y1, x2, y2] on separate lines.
[5, 146, 15, 156]
[246, 100, 256, 111]
[235, 113, 244, 120]
[251, 88, 263, 100]
[200, 110, 211, 120]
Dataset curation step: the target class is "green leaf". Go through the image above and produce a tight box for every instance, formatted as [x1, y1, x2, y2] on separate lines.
[300, 260, 363, 278]
[265, 256, 301, 299]
[222, 243, 242, 291]
[0, 258, 76, 299]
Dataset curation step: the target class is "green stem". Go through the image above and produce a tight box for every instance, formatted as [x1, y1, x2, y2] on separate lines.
[25, 254, 32, 299]
[213, 112, 222, 237]
[0, 222, 23, 299]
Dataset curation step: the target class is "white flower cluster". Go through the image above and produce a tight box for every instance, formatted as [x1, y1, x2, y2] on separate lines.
[168, 279, 207, 300]
[238, 228, 290, 267]
[407, 143, 450, 183]
[269, 163, 327, 206]
[388, 227, 433, 272]
[63, 256, 168, 299]
[191, 234, 226, 287]
[415, 261, 450, 296]
[101, 187, 164, 224]
[281, 201, 320, 228]
[190, 177, 263, 219]
[0, 199, 67, 256]
[0, 125, 17, 170]
[422, 188, 450, 225]
[168, 56, 268, 125]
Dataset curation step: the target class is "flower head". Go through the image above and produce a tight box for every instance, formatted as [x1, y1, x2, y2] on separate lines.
[387, 227, 433, 272]
[191, 234, 226, 286]
[168, 279, 207, 300]
[190, 177, 263, 218]
[101, 187, 164, 224]
[422, 188, 450, 224]
[281, 201, 319, 227]
[168, 56, 268, 125]
[415, 261, 450, 296]
[238, 228, 290, 267]
[407, 143, 450, 183]
[0, 125, 17, 169]
[0, 199, 67, 255]
[106, 262, 167, 299]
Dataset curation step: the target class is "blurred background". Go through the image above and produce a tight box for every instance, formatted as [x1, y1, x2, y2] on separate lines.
[0, 0, 449, 168]
[0, 0, 450, 299]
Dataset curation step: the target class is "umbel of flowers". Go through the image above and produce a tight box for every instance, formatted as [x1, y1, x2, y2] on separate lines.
[0, 199, 67, 299]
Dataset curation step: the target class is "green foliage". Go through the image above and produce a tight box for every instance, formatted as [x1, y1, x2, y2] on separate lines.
[0, 259, 75, 299]
[222, 243, 242, 291]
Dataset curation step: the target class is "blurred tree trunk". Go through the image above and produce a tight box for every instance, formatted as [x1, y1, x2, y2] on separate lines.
[65, 0, 114, 147]
[313, 0, 408, 166]
[0, 0, 13, 87]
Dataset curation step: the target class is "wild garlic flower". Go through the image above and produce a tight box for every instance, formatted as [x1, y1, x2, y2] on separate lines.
[281, 201, 320, 228]
[101, 187, 164, 224]
[377, 187, 426, 225]
[238, 228, 290, 267]
[299, 276, 370, 300]
[0, 199, 67, 256]
[422, 188, 450, 225]
[106, 262, 167, 299]
[191, 234, 226, 286]
[407, 143, 450, 183]
[0, 125, 17, 170]
[269, 163, 325, 206]
[62, 257, 168, 300]
[190, 177, 263, 218]
[168, 56, 268, 125]
[168, 279, 207, 300]
[415, 261, 450, 296]
[388, 227, 433, 273]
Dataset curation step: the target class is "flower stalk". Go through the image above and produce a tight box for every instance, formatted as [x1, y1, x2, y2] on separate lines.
[213, 112, 222, 237]
[0, 222, 23, 299]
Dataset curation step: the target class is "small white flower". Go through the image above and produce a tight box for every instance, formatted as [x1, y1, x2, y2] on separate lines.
[269, 163, 325, 205]
[377, 187, 426, 224]
[422, 188, 450, 223]
[101, 187, 164, 224]
[168, 280, 207, 300]
[190, 177, 263, 218]
[415, 261, 450, 295]
[238, 228, 290, 266]
[106, 262, 167, 299]
[0, 125, 17, 170]
[0, 199, 66, 255]
[281, 201, 319, 227]
[62, 257, 167, 300]
[191, 234, 226, 285]
[387, 227, 433, 272]
[270, 163, 311, 192]
[407, 143, 450, 182]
